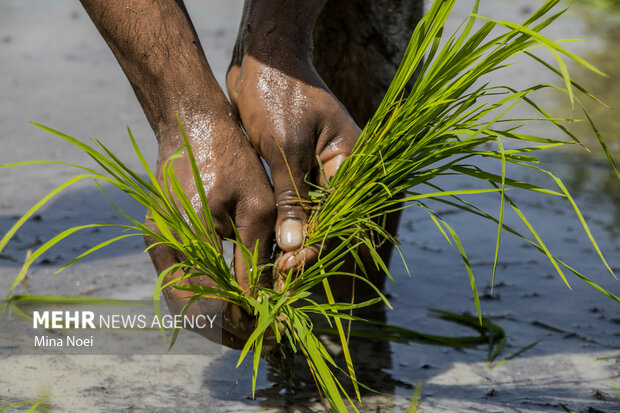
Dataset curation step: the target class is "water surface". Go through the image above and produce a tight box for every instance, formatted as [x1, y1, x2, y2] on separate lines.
[0, 1, 618, 412]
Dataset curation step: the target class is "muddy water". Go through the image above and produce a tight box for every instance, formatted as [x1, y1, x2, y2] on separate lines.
[1, 0, 619, 412]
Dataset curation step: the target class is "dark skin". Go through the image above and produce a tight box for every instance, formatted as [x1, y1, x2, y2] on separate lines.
[80, 0, 278, 349]
[79, 0, 419, 348]
[226, 0, 361, 279]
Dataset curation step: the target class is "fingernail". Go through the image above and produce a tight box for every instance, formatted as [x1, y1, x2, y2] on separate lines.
[278, 219, 303, 250]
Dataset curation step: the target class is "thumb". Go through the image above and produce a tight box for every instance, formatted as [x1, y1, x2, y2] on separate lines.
[270, 154, 312, 253]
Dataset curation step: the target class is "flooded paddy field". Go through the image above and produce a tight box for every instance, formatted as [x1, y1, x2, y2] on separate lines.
[1, 0, 618, 411]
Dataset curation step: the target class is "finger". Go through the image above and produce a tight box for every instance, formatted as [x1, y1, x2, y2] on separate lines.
[275, 121, 361, 267]
[316, 120, 361, 185]
[145, 210, 228, 294]
[267, 142, 313, 252]
[232, 194, 276, 291]
[319, 153, 347, 186]
[277, 243, 321, 274]
[146, 221, 255, 347]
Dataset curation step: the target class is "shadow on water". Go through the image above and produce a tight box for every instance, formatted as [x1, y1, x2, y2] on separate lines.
[0, 179, 148, 268]
[201, 303, 395, 412]
[202, 303, 509, 412]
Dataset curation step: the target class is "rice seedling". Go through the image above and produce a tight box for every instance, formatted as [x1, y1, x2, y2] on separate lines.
[1, 0, 619, 411]
[0, 398, 45, 412]
[0, 384, 51, 412]
[611, 379, 620, 399]
[406, 380, 424, 413]
[488, 340, 540, 370]
[316, 309, 506, 350]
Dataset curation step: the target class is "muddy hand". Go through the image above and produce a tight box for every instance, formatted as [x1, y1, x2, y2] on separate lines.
[227, 0, 361, 274]
[80, 0, 276, 349]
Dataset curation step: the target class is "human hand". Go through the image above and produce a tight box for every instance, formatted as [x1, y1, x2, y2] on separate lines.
[227, 48, 361, 275]
[144, 111, 276, 350]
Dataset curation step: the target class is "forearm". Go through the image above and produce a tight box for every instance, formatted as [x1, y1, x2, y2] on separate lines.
[80, 0, 230, 143]
[231, 0, 327, 65]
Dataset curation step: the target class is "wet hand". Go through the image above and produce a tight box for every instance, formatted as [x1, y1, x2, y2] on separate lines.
[227, 53, 361, 274]
[144, 111, 276, 349]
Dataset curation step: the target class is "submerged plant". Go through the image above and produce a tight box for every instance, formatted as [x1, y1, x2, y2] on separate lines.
[1, 0, 619, 411]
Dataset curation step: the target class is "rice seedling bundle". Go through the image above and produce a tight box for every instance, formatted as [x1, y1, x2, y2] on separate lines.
[1, 0, 619, 411]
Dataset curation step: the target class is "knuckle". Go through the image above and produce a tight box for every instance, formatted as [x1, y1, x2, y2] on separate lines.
[276, 189, 308, 208]
[317, 126, 359, 157]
